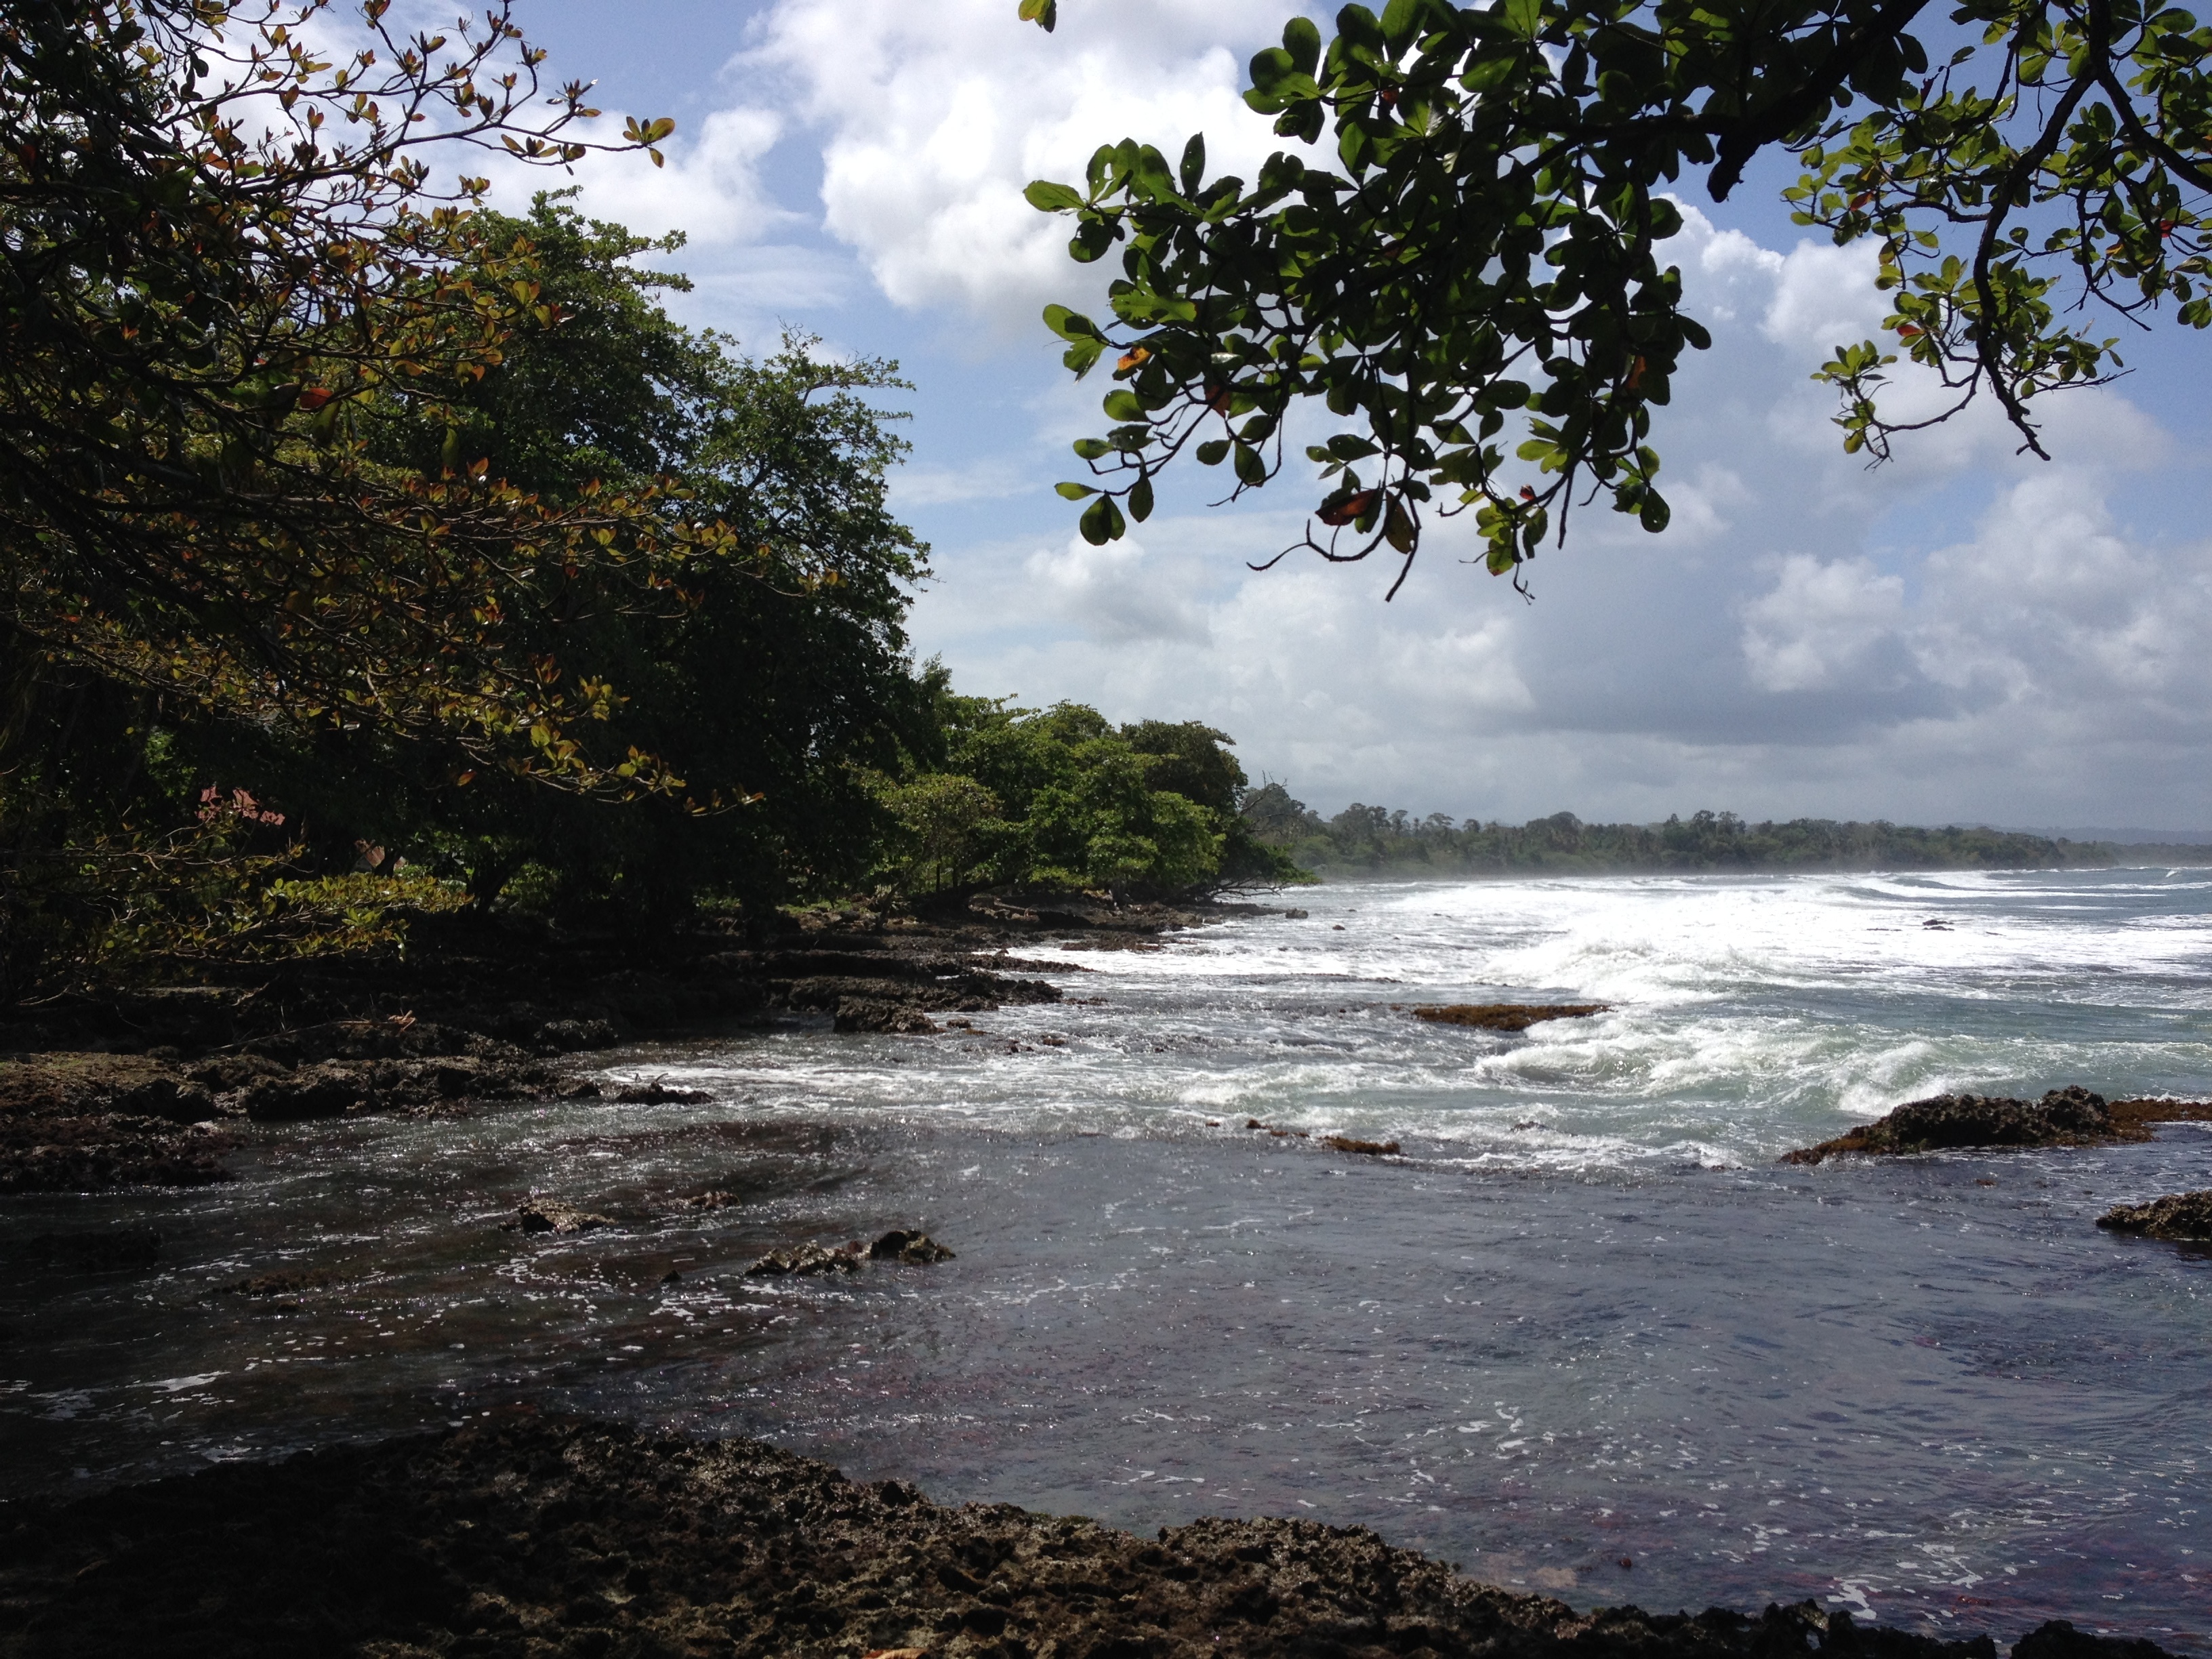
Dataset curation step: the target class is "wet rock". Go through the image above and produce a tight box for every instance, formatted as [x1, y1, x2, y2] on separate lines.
[503, 1200, 616, 1236]
[107, 1076, 218, 1124]
[684, 1189, 742, 1210]
[867, 1229, 955, 1264]
[2095, 1190, 2212, 1242]
[1412, 1002, 1610, 1031]
[0, 1414, 2154, 1659]
[1784, 1085, 2122, 1164]
[531, 1017, 619, 1053]
[229, 1056, 561, 1120]
[2014, 1622, 2179, 1659]
[604, 1079, 714, 1105]
[0, 1054, 239, 1193]
[239, 1063, 368, 1122]
[0, 1136, 232, 1195]
[832, 998, 939, 1035]
[220, 1269, 339, 1298]
[184, 1053, 290, 1093]
[744, 1242, 861, 1277]
[1322, 1133, 1401, 1156]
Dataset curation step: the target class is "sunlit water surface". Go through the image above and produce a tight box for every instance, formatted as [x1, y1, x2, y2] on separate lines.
[4, 869, 2210, 1646]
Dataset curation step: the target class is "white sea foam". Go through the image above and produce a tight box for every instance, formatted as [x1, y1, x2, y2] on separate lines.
[604, 869, 2212, 1172]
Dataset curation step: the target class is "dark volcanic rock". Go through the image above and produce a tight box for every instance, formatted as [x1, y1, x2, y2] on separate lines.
[745, 1241, 861, 1276]
[1784, 1086, 2122, 1163]
[831, 996, 939, 1034]
[239, 1061, 369, 1122]
[0, 1055, 237, 1193]
[0, 1415, 2165, 1659]
[603, 1079, 714, 1104]
[867, 1228, 954, 1263]
[104, 1075, 217, 1123]
[1412, 1002, 1610, 1031]
[2096, 1189, 2212, 1242]
[502, 1199, 615, 1236]
[2013, 1621, 2182, 1659]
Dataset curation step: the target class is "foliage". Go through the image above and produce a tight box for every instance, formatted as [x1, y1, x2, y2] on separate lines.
[884, 699, 1308, 897]
[0, 764, 466, 1000]
[101, 196, 935, 925]
[1023, 0, 2211, 592]
[1245, 787, 2117, 874]
[881, 773, 1004, 894]
[1, 181, 937, 988]
[0, 0, 701, 790]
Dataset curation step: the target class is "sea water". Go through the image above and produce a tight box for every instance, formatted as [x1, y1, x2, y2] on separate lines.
[3, 868, 2209, 1647]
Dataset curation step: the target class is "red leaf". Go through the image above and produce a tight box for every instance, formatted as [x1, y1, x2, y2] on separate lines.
[1317, 489, 1379, 527]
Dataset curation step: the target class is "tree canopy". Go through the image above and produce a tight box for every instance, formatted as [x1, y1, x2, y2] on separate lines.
[1023, 0, 2211, 592]
[878, 696, 1307, 898]
[0, 0, 699, 788]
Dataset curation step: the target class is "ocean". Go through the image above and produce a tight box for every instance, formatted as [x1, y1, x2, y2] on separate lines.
[3, 867, 2208, 1646]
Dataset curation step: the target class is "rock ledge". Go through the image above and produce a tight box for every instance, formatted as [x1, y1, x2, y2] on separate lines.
[0, 1416, 2176, 1659]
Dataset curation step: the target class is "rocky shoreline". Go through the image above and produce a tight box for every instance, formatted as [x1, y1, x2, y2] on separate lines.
[0, 894, 1261, 1195]
[0, 1414, 2177, 1659]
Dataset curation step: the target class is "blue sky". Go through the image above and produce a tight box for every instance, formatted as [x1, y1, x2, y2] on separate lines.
[479, 0, 2212, 830]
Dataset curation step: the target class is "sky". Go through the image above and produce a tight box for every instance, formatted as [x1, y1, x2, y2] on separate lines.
[466, 0, 2211, 831]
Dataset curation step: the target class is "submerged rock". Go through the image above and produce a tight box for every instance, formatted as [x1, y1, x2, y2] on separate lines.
[744, 1241, 861, 1277]
[1322, 1133, 1401, 1156]
[1412, 1002, 1609, 1031]
[502, 1200, 615, 1236]
[867, 1229, 954, 1263]
[0, 1414, 2171, 1659]
[219, 1269, 340, 1298]
[602, 1078, 714, 1105]
[2096, 1190, 2212, 1242]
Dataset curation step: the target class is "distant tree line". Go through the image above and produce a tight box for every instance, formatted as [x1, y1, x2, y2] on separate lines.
[1241, 789, 2127, 876]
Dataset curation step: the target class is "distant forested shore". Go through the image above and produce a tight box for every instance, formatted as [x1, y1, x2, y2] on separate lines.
[1239, 785, 2209, 879]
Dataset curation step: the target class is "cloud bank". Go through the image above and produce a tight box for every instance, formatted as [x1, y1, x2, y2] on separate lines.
[542, 1, 2212, 829]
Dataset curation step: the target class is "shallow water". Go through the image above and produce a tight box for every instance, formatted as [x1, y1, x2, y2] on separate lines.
[3, 869, 2209, 1647]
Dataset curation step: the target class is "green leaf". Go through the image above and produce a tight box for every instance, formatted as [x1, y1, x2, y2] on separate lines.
[1042, 304, 1101, 340]
[1017, 0, 1057, 30]
[1179, 134, 1206, 197]
[1079, 494, 1126, 545]
[1282, 15, 1322, 74]
[1103, 390, 1147, 422]
[1196, 438, 1231, 466]
[1637, 493, 1671, 533]
[1383, 496, 1416, 552]
[1025, 180, 1085, 213]
[1129, 474, 1155, 521]
[1248, 45, 1296, 96]
[1056, 481, 1099, 500]
[1063, 337, 1105, 379]
[1071, 437, 1111, 460]
[1233, 442, 1267, 487]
